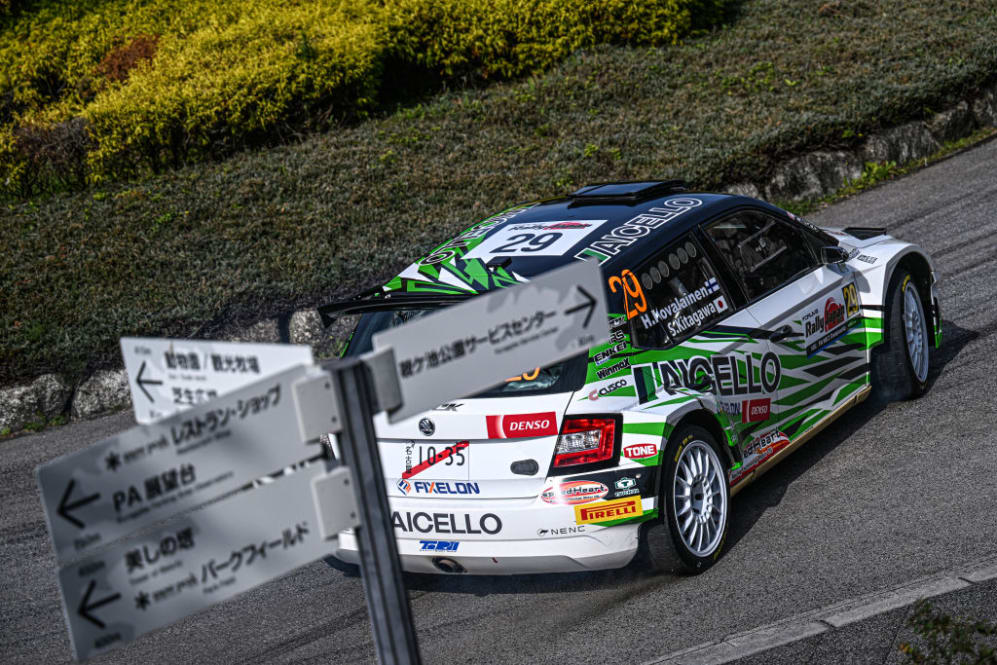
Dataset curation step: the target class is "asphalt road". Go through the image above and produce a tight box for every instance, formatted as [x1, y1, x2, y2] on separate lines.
[3, 137, 997, 665]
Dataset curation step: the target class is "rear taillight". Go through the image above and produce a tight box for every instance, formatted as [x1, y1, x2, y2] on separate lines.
[553, 417, 617, 468]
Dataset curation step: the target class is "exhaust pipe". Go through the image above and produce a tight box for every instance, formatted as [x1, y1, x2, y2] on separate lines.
[432, 557, 466, 574]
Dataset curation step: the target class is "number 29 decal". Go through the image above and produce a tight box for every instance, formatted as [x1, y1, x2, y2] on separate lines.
[841, 282, 860, 317]
[608, 269, 647, 320]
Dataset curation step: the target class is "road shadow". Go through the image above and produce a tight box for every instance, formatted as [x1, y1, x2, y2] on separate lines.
[328, 319, 978, 597]
[723, 318, 977, 555]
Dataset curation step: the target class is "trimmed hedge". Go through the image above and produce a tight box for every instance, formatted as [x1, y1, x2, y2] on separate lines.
[0, 0, 721, 196]
[2, 0, 996, 385]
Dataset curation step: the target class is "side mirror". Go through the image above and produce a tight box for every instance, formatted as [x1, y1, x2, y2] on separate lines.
[820, 246, 850, 265]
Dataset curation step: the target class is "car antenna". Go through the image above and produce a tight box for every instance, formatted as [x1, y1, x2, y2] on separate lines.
[486, 256, 512, 271]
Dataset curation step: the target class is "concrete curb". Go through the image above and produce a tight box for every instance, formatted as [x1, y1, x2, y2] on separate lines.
[2, 82, 996, 435]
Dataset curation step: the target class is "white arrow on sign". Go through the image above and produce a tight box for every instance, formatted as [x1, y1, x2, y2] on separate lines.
[37, 364, 329, 565]
[371, 259, 610, 422]
[121, 338, 314, 424]
[56, 463, 356, 661]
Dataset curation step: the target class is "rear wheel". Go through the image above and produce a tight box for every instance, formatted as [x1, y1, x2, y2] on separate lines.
[640, 425, 729, 575]
[872, 270, 931, 402]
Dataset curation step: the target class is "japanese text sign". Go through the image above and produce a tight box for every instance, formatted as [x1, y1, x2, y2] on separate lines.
[371, 259, 609, 422]
[121, 338, 313, 424]
[38, 364, 324, 564]
[56, 463, 354, 661]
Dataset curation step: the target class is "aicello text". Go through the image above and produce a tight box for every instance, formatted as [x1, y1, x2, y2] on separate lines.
[392, 511, 502, 535]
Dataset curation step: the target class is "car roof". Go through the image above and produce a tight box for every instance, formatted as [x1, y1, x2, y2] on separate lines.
[382, 184, 788, 296]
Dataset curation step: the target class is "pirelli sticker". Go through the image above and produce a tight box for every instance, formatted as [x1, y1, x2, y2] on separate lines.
[574, 497, 643, 525]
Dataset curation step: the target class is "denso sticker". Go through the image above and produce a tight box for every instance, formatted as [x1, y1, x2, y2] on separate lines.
[623, 443, 657, 460]
[485, 412, 557, 438]
[742, 398, 771, 423]
[540, 480, 608, 505]
[462, 219, 609, 259]
[574, 497, 643, 525]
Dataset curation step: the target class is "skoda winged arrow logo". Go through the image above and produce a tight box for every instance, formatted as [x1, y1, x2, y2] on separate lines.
[418, 418, 435, 436]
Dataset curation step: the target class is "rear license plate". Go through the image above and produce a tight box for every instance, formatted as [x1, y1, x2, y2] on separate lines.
[399, 442, 470, 481]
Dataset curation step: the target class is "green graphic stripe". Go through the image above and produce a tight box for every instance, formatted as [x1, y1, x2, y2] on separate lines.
[631, 454, 661, 467]
[776, 374, 836, 406]
[596, 508, 659, 528]
[779, 352, 833, 370]
[797, 407, 829, 433]
[623, 422, 673, 438]
[834, 375, 869, 405]
[642, 394, 696, 410]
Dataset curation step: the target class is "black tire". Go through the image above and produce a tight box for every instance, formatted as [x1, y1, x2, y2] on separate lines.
[871, 270, 931, 403]
[639, 424, 730, 575]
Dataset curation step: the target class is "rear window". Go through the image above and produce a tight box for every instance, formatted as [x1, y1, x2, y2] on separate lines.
[346, 308, 586, 398]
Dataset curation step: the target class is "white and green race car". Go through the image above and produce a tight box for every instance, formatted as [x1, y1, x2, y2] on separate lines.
[321, 180, 940, 575]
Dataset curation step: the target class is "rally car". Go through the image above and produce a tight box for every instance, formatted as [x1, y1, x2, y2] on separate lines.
[321, 180, 940, 575]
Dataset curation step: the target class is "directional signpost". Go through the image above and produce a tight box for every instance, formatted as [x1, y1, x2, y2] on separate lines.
[57, 463, 355, 661]
[38, 364, 330, 564]
[371, 259, 608, 421]
[121, 338, 313, 424]
[37, 259, 609, 663]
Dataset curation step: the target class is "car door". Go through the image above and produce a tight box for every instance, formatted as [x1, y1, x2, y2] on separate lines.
[702, 208, 865, 468]
[619, 232, 784, 465]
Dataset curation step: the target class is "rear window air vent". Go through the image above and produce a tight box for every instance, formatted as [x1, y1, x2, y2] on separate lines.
[568, 180, 688, 204]
[842, 226, 887, 240]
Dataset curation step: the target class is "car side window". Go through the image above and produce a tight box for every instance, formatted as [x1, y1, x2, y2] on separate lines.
[703, 210, 819, 302]
[623, 235, 733, 349]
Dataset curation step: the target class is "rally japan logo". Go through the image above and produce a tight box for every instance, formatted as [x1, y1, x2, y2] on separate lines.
[485, 412, 558, 439]
[824, 297, 845, 332]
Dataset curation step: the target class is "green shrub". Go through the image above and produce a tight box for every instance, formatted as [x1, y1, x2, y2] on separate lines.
[83, 2, 388, 179]
[385, 0, 704, 80]
[0, 0, 723, 195]
[900, 602, 997, 664]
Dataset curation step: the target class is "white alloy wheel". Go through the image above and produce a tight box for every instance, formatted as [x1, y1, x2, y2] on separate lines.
[903, 280, 930, 383]
[672, 439, 727, 557]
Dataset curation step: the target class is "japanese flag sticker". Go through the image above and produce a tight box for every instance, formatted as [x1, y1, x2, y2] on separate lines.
[714, 296, 728, 312]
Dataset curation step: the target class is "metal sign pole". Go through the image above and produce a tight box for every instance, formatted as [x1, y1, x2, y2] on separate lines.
[327, 357, 422, 665]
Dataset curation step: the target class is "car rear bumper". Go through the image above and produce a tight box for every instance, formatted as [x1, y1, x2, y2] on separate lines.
[331, 496, 650, 575]
[333, 527, 640, 575]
